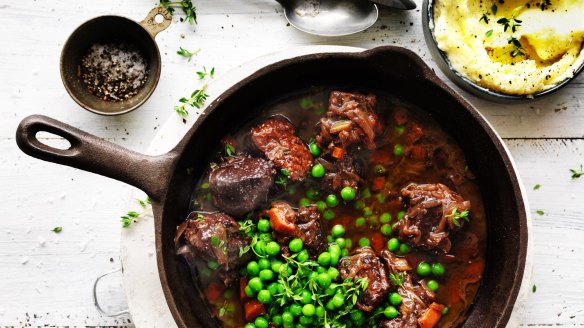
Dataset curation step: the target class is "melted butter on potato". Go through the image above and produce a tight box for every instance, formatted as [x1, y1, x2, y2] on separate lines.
[433, 0, 584, 95]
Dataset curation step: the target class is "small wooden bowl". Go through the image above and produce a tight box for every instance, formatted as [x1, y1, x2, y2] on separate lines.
[60, 7, 171, 115]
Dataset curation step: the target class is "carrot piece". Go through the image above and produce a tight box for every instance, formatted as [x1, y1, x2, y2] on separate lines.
[244, 299, 266, 322]
[370, 150, 391, 165]
[204, 282, 224, 302]
[463, 259, 485, 281]
[268, 207, 296, 235]
[370, 232, 385, 253]
[240, 277, 249, 301]
[418, 302, 444, 328]
[371, 176, 385, 191]
[332, 147, 345, 159]
[410, 145, 426, 161]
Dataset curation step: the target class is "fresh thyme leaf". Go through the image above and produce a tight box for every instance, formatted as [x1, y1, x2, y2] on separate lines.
[532, 284, 537, 293]
[447, 207, 470, 227]
[51, 226, 63, 233]
[508, 36, 526, 57]
[536, 210, 544, 216]
[491, 4, 498, 15]
[479, 13, 490, 24]
[281, 169, 291, 177]
[570, 165, 584, 179]
[159, 0, 197, 24]
[120, 196, 152, 227]
[174, 84, 209, 118]
[196, 66, 215, 80]
[275, 175, 289, 188]
[177, 47, 200, 62]
[485, 29, 493, 37]
[225, 144, 236, 157]
[533, 184, 541, 190]
[211, 235, 219, 247]
[196, 213, 204, 221]
[210, 67, 215, 78]
[389, 272, 405, 286]
[498, 17, 522, 33]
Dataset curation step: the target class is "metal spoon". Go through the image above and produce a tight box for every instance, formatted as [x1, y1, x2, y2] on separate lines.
[275, 0, 416, 37]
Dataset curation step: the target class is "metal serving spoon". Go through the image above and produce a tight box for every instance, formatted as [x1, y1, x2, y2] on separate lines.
[276, 0, 416, 37]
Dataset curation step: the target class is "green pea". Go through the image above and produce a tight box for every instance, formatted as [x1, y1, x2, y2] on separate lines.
[362, 207, 373, 217]
[302, 304, 316, 317]
[380, 212, 392, 223]
[328, 244, 341, 256]
[306, 188, 320, 201]
[324, 287, 335, 296]
[331, 224, 345, 238]
[257, 219, 271, 232]
[311, 164, 325, 178]
[245, 285, 255, 298]
[289, 238, 303, 253]
[282, 311, 294, 324]
[271, 260, 283, 273]
[350, 310, 363, 322]
[299, 197, 311, 207]
[358, 237, 370, 247]
[384, 306, 399, 319]
[253, 240, 266, 256]
[247, 261, 260, 276]
[299, 315, 313, 325]
[399, 243, 411, 254]
[248, 277, 263, 292]
[354, 200, 365, 210]
[369, 215, 379, 226]
[442, 307, 450, 315]
[259, 232, 272, 242]
[255, 316, 269, 328]
[309, 143, 321, 157]
[323, 209, 335, 220]
[335, 237, 346, 248]
[297, 249, 309, 262]
[376, 193, 386, 203]
[265, 241, 281, 256]
[259, 269, 274, 281]
[316, 266, 327, 274]
[345, 238, 352, 249]
[325, 194, 339, 208]
[317, 273, 332, 288]
[380, 224, 392, 236]
[341, 248, 349, 257]
[258, 258, 271, 270]
[316, 201, 327, 212]
[257, 289, 272, 304]
[387, 238, 400, 252]
[427, 280, 439, 291]
[245, 323, 255, 328]
[432, 263, 445, 276]
[315, 305, 326, 318]
[318, 252, 331, 266]
[267, 282, 279, 296]
[325, 299, 336, 310]
[327, 267, 339, 280]
[299, 290, 312, 304]
[332, 293, 345, 308]
[389, 292, 402, 306]
[397, 210, 406, 220]
[355, 217, 366, 227]
[272, 314, 283, 327]
[393, 144, 405, 156]
[340, 186, 356, 201]
[290, 303, 303, 316]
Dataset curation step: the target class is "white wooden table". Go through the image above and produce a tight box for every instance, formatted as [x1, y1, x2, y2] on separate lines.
[1, 0, 582, 326]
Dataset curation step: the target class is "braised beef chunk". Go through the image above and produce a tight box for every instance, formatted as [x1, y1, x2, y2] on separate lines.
[251, 118, 313, 181]
[267, 201, 327, 257]
[338, 247, 390, 312]
[395, 183, 471, 253]
[183, 212, 252, 286]
[315, 156, 364, 193]
[317, 91, 382, 151]
[209, 156, 275, 217]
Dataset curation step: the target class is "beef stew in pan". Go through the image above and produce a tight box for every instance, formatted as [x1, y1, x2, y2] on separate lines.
[175, 89, 486, 328]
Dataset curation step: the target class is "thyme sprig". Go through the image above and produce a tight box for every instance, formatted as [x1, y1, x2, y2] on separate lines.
[197, 66, 215, 80]
[447, 207, 470, 227]
[508, 36, 526, 57]
[121, 196, 152, 227]
[570, 165, 584, 179]
[159, 0, 197, 24]
[497, 17, 522, 33]
[177, 47, 200, 62]
[174, 84, 209, 118]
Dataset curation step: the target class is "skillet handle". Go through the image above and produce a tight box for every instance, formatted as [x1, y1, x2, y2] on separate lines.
[15, 115, 175, 201]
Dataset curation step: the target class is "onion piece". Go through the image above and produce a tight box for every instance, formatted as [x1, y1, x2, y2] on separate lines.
[174, 220, 188, 250]
[393, 257, 412, 271]
[329, 120, 353, 134]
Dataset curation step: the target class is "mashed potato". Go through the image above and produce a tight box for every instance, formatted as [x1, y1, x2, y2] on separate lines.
[433, 0, 584, 95]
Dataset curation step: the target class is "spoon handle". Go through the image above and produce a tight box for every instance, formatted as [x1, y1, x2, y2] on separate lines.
[370, 0, 416, 10]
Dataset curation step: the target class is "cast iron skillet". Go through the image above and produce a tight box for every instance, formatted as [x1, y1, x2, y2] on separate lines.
[16, 46, 527, 328]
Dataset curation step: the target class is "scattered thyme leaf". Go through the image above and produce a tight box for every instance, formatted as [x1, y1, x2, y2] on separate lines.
[491, 4, 498, 15]
[533, 184, 541, 190]
[536, 210, 544, 216]
[570, 165, 584, 179]
[389, 272, 405, 286]
[177, 47, 200, 61]
[539, 0, 551, 10]
[159, 0, 197, 24]
[51, 227, 62, 233]
[508, 36, 526, 57]
[120, 196, 152, 227]
[225, 144, 236, 157]
[447, 208, 470, 227]
[485, 29, 493, 37]
[532, 284, 537, 293]
[479, 13, 490, 24]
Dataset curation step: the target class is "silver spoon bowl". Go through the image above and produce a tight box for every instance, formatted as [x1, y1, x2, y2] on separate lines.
[276, 0, 416, 36]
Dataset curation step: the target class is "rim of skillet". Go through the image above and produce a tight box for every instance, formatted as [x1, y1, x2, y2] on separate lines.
[422, 0, 584, 103]
[155, 46, 528, 327]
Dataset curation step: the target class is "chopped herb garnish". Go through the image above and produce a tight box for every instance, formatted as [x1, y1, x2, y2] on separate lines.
[498, 17, 522, 33]
[275, 175, 289, 188]
[447, 207, 470, 227]
[281, 169, 291, 177]
[533, 184, 541, 190]
[491, 4, 498, 15]
[225, 144, 235, 157]
[121, 196, 152, 227]
[485, 29, 493, 37]
[174, 84, 209, 118]
[197, 66, 215, 80]
[570, 165, 584, 179]
[51, 226, 62, 233]
[536, 210, 544, 216]
[159, 0, 197, 24]
[532, 284, 537, 292]
[176, 47, 200, 61]
[479, 13, 490, 24]
[389, 272, 405, 286]
[508, 36, 526, 57]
